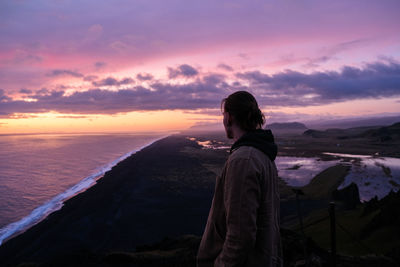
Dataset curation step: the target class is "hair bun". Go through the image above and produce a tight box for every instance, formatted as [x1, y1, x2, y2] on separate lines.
[222, 91, 265, 130]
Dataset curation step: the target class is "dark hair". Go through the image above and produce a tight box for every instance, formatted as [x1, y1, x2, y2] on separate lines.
[221, 91, 265, 131]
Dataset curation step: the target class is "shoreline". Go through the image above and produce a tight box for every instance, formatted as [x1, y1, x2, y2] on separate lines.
[0, 135, 168, 246]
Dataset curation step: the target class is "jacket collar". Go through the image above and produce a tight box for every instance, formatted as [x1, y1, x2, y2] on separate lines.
[230, 129, 277, 161]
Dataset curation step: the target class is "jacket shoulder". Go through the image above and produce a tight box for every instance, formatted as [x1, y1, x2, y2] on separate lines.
[229, 146, 276, 171]
[230, 146, 265, 161]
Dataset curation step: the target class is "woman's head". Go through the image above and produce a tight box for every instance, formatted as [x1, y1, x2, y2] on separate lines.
[221, 91, 265, 132]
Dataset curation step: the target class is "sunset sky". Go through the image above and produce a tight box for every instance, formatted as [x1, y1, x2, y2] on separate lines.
[1, 0, 399, 133]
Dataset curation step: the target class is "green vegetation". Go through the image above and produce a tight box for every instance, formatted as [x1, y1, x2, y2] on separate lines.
[302, 164, 350, 199]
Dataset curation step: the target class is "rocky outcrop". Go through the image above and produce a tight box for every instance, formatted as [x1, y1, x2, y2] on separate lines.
[361, 190, 400, 240]
[332, 183, 361, 209]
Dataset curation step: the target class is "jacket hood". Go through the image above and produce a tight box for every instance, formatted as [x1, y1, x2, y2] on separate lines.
[230, 129, 277, 161]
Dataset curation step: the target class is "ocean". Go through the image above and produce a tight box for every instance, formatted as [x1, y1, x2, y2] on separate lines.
[0, 133, 164, 245]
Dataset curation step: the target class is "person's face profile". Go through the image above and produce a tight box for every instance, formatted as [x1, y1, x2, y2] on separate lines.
[223, 111, 233, 139]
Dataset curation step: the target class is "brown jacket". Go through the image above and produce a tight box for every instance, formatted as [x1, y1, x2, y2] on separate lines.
[197, 145, 282, 267]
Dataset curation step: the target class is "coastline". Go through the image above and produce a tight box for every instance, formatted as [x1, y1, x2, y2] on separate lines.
[0, 135, 167, 246]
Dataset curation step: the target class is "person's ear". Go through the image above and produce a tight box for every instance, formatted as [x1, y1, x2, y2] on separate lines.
[227, 113, 233, 126]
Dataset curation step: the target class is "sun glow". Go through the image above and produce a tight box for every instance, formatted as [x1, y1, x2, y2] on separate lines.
[0, 110, 217, 134]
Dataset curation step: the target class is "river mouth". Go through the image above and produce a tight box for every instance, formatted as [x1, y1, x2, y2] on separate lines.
[276, 153, 400, 202]
[275, 156, 340, 187]
[323, 153, 400, 201]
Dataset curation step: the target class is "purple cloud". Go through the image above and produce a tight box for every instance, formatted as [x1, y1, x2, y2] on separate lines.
[0, 89, 11, 102]
[92, 77, 134, 86]
[236, 61, 400, 106]
[136, 73, 154, 81]
[83, 75, 99, 81]
[202, 74, 226, 85]
[217, 63, 234, 72]
[35, 88, 50, 95]
[168, 64, 199, 79]
[46, 69, 83, 78]
[1, 60, 400, 118]
[19, 88, 33, 94]
[12, 52, 42, 64]
[94, 62, 107, 69]
[0, 77, 229, 116]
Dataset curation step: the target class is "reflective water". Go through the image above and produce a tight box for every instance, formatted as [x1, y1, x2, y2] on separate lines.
[275, 157, 340, 187]
[0, 133, 163, 245]
[326, 153, 400, 201]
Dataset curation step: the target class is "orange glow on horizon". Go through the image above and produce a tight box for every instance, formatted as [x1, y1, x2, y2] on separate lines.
[0, 110, 219, 134]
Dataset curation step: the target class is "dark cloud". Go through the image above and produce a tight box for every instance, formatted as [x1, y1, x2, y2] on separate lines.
[93, 77, 118, 86]
[0, 89, 11, 102]
[236, 61, 400, 106]
[136, 73, 154, 81]
[36, 88, 50, 95]
[168, 64, 198, 79]
[329, 39, 370, 55]
[46, 69, 84, 78]
[1, 60, 400, 118]
[92, 77, 134, 86]
[0, 78, 230, 116]
[19, 88, 33, 94]
[202, 74, 226, 85]
[303, 56, 331, 68]
[13, 53, 42, 64]
[33, 90, 65, 101]
[217, 63, 234, 72]
[120, 78, 135, 85]
[94, 61, 107, 69]
[238, 53, 249, 60]
[303, 39, 370, 68]
[83, 75, 98, 81]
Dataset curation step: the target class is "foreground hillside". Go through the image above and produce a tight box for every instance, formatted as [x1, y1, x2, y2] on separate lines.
[0, 134, 398, 266]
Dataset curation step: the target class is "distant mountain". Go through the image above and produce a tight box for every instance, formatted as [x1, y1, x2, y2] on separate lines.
[302, 127, 376, 138]
[185, 122, 223, 132]
[267, 122, 307, 130]
[185, 116, 400, 136]
[266, 122, 308, 135]
[359, 122, 400, 141]
[303, 122, 400, 142]
[187, 121, 309, 134]
[305, 115, 400, 130]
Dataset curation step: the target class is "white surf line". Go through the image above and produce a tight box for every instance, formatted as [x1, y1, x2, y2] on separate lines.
[323, 152, 373, 158]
